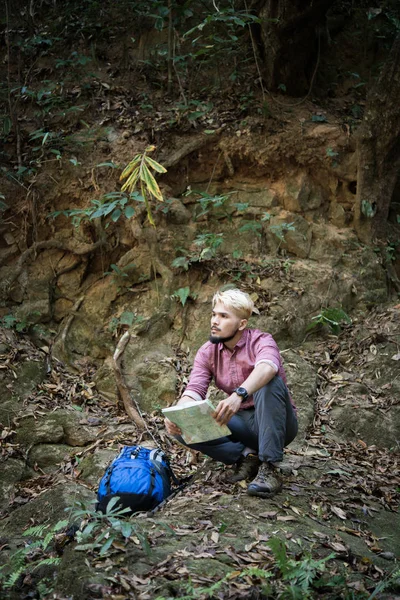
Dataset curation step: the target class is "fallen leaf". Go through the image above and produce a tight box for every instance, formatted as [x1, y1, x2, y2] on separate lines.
[211, 531, 219, 543]
[331, 506, 347, 520]
[259, 511, 277, 519]
[277, 515, 297, 522]
[330, 542, 347, 552]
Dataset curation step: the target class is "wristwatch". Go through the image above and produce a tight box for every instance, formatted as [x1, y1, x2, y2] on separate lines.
[234, 387, 249, 401]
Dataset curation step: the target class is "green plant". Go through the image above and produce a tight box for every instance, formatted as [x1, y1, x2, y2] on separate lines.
[49, 191, 138, 227]
[0, 520, 67, 592]
[68, 498, 151, 557]
[307, 307, 351, 334]
[270, 221, 296, 242]
[268, 537, 335, 598]
[171, 233, 224, 272]
[172, 286, 195, 306]
[184, 189, 232, 219]
[120, 145, 167, 226]
[193, 232, 224, 259]
[0, 312, 37, 332]
[239, 221, 263, 236]
[108, 311, 144, 335]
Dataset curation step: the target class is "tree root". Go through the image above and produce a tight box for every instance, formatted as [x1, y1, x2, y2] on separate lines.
[52, 295, 85, 366]
[0, 238, 105, 297]
[161, 131, 220, 168]
[113, 331, 146, 430]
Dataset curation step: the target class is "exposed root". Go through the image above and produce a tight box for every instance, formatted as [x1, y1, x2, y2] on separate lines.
[52, 296, 85, 365]
[113, 331, 146, 430]
[161, 131, 220, 168]
[0, 238, 106, 297]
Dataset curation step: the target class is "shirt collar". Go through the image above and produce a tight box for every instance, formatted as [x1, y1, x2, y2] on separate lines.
[219, 328, 249, 351]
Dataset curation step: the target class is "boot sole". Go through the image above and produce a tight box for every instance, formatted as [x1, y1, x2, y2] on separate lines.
[247, 486, 282, 498]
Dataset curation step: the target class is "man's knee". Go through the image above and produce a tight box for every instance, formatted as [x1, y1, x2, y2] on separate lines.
[254, 376, 288, 402]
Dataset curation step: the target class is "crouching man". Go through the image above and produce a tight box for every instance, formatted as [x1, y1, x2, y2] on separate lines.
[164, 288, 298, 497]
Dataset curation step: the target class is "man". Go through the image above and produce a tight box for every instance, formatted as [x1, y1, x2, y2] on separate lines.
[164, 288, 298, 497]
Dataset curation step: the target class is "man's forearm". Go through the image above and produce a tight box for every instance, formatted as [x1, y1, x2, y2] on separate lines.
[240, 363, 276, 395]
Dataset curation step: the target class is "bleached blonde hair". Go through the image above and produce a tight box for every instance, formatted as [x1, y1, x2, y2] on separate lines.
[212, 288, 254, 319]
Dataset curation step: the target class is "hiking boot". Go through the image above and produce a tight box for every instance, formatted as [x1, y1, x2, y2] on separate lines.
[224, 454, 261, 483]
[247, 462, 283, 498]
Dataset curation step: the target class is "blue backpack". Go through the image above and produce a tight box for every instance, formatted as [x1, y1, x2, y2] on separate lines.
[97, 446, 179, 514]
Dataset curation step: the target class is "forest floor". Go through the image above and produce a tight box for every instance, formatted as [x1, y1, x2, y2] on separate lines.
[0, 304, 399, 600]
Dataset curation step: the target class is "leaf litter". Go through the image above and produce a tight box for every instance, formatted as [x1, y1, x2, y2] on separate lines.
[1, 306, 399, 599]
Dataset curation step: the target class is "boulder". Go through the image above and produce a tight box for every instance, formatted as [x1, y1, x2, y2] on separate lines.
[0, 458, 25, 512]
[16, 410, 102, 448]
[125, 348, 178, 413]
[282, 350, 317, 446]
[331, 401, 400, 448]
[93, 357, 119, 402]
[283, 174, 326, 213]
[78, 448, 117, 485]
[266, 213, 312, 259]
[28, 444, 75, 470]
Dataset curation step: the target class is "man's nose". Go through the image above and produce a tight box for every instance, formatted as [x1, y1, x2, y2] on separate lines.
[211, 316, 219, 326]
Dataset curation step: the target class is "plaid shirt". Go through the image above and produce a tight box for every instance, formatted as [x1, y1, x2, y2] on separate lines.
[184, 328, 295, 410]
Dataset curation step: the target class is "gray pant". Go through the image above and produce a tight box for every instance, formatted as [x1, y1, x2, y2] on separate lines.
[175, 376, 298, 465]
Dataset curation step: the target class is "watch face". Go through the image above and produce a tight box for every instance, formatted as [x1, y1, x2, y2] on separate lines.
[236, 387, 247, 397]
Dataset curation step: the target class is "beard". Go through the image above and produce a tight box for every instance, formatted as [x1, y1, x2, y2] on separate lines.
[209, 329, 239, 344]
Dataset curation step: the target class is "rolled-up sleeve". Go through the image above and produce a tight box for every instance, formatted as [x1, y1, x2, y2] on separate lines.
[254, 335, 281, 373]
[183, 345, 212, 401]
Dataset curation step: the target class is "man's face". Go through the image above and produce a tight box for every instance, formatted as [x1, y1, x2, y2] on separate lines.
[210, 301, 246, 344]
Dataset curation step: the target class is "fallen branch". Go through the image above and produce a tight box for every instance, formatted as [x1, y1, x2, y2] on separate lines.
[113, 332, 146, 430]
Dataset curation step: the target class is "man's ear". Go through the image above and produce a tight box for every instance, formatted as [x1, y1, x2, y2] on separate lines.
[239, 319, 248, 331]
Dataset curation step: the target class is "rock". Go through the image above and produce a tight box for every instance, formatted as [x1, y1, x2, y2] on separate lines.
[53, 297, 74, 321]
[78, 448, 117, 485]
[28, 444, 75, 469]
[329, 202, 347, 227]
[0, 359, 47, 425]
[234, 184, 279, 210]
[0, 458, 25, 512]
[283, 350, 317, 446]
[127, 349, 178, 413]
[266, 213, 312, 259]
[0, 483, 95, 543]
[283, 174, 326, 213]
[329, 341, 400, 448]
[16, 415, 64, 446]
[15, 298, 51, 325]
[331, 402, 400, 448]
[16, 410, 101, 448]
[93, 357, 119, 402]
[166, 198, 192, 224]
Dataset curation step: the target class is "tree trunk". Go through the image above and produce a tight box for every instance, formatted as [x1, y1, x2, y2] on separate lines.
[354, 33, 400, 242]
[254, 0, 335, 95]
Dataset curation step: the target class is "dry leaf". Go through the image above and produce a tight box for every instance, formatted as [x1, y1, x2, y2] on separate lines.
[330, 542, 347, 553]
[277, 515, 297, 522]
[260, 511, 277, 519]
[331, 506, 347, 520]
[211, 531, 219, 543]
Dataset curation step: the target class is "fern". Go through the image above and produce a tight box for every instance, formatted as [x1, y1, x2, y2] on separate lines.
[33, 557, 61, 570]
[4, 566, 26, 589]
[23, 524, 49, 538]
[268, 537, 290, 576]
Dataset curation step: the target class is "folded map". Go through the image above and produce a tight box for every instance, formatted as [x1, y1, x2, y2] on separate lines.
[162, 399, 231, 444]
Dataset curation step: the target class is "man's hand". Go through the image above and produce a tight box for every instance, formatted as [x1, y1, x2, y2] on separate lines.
[164, 418, 182, 436]
[213, 393, 242, 426]
[164, 395, 194, 436]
